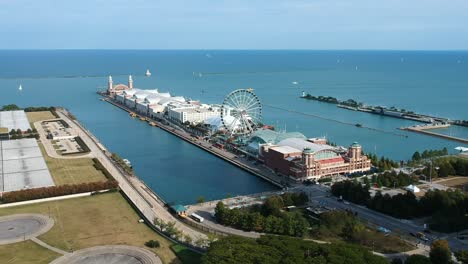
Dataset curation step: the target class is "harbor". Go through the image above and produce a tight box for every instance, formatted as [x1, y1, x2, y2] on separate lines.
[101, 95, 288, 188]
[98, 74, 375, 190]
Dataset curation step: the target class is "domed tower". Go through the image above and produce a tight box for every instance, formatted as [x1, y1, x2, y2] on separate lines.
[349, 142, 362, 160]
[128, 75, 134, 89]
[107, 75, 113, 93]
[302, 147, 314, 167]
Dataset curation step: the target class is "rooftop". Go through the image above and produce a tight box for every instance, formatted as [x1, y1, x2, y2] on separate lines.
[0, 110, 31, 132]
[172, 107, 216, 114]
[0, 138, 54, 192]
[250, 129, 307, 145]
[171, 204, 188, 213]
[278, 138, 335, 153]
[270, 145, 302, 155]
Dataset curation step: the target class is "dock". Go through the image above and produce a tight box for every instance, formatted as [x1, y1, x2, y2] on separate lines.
[101, 97, 286, 188]
[400, 125, 468, 144]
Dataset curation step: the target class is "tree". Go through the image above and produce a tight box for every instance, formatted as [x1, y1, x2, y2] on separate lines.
[1, 104, 21, 111]
[430, 240, 452, 264]
[455, 250, 468, 264]
[197, 196, 205, 204]
[153, 217, 166, 230]
[261, 196, 284, 216]
[412, 151, 421, 161]
[405, 255, 431, 264]
[165, 221, 182, 239]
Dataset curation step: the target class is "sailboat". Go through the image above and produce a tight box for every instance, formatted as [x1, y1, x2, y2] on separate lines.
[18, 84, 22, 91]
[145, 69, 152, 77]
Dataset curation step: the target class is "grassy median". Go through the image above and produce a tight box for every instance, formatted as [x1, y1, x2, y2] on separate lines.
[0, 240, 60, 264]
[38, 143, 108, 185]
[26, 111, 56, 124]
[0, 192, 180, 264]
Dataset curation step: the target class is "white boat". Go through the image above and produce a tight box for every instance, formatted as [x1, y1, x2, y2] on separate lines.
[122, 158, 132, 168]
[18, 84, 22, 91]
[292, 81, 298, 85]
[145, 69, 151, 77]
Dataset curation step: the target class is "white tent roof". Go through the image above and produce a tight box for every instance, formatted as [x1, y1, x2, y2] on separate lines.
[405, 184, 420, 193]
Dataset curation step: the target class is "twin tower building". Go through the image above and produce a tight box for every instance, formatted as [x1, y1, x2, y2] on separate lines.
[107, 75, 134, 95]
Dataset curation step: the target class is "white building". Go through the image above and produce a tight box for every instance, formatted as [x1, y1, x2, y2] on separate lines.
[168, 106, 220, 124]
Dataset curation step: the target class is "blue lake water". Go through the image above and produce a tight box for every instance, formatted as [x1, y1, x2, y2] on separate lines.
[0, 50, 467, 204]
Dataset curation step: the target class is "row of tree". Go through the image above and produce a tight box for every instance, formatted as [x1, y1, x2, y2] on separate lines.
[331, 181, 468, 232]
[202, 235, 388, 264]
[8, 128, 39, 139]
[214, 192, 310, 237]
[1, 180, 119, 203]
[367, 153, 400, 171]
[411, 147, 449, 162]
[365, 171, 418, 188]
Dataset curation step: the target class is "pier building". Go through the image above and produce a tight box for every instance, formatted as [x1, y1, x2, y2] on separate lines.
[248, 130, 371, 180]
[107, 75, 133, 96]
[168, 106, 220, 124]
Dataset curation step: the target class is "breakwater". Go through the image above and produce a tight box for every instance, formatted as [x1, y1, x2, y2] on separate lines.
[400, 126, 468, 144]
[301, 93, 467, 127]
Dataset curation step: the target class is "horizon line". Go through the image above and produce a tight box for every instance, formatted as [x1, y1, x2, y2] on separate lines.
[0, 48, 467, 52]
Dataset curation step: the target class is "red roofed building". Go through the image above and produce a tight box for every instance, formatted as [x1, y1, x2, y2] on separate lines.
[261, 138, 371, 181]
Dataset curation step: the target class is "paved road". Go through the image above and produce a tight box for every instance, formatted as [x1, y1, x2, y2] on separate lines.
[297, 184, 468, 251]
[57, 110, 206, 243]
[50, 245, 162, 264]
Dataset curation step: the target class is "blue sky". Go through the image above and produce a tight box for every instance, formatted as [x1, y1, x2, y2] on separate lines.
[1, 0, 467, 50]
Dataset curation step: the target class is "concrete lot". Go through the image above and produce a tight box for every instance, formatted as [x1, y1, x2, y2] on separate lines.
[50, 245, 162, 264]
[0, 214, 54, 245]
[0, 139, 54, 192]
[38, 120, 91, 157]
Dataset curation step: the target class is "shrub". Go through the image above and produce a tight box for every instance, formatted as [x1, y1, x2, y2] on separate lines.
[145, 240, 160, 248]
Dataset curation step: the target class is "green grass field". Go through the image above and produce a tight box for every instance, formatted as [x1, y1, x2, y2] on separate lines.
[0, 192, 180, 264]
[38, 143, 108, 185]
[0, 241, 60, 264]
[26, 111, 56, 124]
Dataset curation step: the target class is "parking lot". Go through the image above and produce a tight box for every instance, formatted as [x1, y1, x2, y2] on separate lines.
[42, 120, 87, 155]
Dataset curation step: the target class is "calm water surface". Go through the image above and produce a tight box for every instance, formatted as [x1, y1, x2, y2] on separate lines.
[0, 50, 467, 204]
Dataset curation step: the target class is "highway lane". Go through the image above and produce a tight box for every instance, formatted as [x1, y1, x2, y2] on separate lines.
[297, 184, 467, 251]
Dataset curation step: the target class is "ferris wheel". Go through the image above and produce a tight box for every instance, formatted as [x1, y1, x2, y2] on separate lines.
[220, 88, 262, 136]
